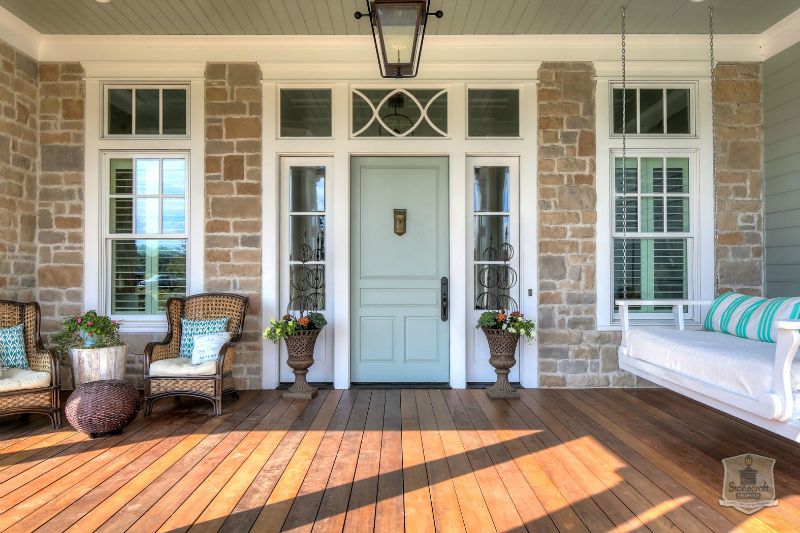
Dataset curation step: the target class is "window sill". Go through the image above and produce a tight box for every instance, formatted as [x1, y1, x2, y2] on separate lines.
[118, 319, 169, 334]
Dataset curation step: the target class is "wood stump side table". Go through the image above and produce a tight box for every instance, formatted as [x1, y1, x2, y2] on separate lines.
[65, 379, 141, 438]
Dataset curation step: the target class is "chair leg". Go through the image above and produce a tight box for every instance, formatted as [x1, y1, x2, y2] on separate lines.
[231, 390, 240, 401]
[143, 398, 152, 416]
[52, 410, 62, 429]
[213, 397, 222, 416]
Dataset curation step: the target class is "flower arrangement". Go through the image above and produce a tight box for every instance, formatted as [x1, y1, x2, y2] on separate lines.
[51, 310, 124, 355]
[263, 312, 328, 343]
[477, 310, 536, 341]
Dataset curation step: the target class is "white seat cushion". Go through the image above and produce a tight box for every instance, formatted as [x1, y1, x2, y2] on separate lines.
[149, 357, 216, 377]
[0, 368, 51, 392]
[627, 327, 800, 401]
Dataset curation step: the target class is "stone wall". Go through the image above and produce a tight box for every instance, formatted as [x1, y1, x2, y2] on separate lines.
[714, 62, 764, 296]
[204, 63, 263, 390]
[36, 63, 85, 333]
[0, 42, 38, 302]
[537, 62, 631, 387]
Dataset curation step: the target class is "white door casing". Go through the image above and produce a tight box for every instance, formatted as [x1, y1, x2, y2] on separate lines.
[262, 80, 539, 390]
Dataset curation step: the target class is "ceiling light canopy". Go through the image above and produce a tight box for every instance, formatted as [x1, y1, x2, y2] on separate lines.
[355, 0, 444, 79]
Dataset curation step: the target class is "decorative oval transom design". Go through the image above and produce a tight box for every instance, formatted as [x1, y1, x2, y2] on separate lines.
[352, 88, 448, 138]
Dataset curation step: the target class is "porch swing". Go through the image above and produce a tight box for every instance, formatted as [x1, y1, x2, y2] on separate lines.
[614, 6, 800, 442]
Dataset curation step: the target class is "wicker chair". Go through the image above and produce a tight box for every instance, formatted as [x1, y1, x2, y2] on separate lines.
[143, 293, 249, 416]
[0, 300, 61, 428]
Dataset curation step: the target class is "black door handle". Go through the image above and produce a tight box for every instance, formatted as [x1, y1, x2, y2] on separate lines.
[441, 277, 449, 321]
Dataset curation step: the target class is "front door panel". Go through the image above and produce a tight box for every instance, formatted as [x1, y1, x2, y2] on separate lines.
[351, 157, 449, 382]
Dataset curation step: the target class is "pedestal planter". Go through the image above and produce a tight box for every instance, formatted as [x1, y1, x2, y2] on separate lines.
[482, 328, 520, 398]
[69, 345, 128, 388]
[283, 330, 320, 400]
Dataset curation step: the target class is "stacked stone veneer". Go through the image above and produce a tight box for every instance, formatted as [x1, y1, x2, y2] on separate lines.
[205, 63, 263, 390]
[537, 62, 631, 387]
[36, 63, 85, 333]
[0, 43, 38, 302]
[714, 62, 764, 296]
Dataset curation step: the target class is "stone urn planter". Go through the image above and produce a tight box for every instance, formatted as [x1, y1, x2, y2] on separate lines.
[283, 329, 320, 400]
[69, 344, 128, 388]
[482, 328, 520, 398]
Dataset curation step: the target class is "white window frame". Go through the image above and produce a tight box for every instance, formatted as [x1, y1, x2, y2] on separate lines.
[277, 84, 334, 140]
[466, 85, 523, 140]
[279, 157, 334, 382]
[609, 82, 697, 138]
[466, 156, 523, 383]
[85, 68, 205, 333]
[103, 83, 191, 139]
[597, 76, 715, 330]
[349, 84, 450, 139]
[101, 152, 190, 321]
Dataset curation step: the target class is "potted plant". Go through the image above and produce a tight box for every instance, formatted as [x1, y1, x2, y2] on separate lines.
[264, 312, 327, 399]
[478, 310, 536, 398]
[52, 311, 126, 388]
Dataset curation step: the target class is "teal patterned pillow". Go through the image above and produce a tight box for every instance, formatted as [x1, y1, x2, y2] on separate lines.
[179, 318, 229, 358]
[0, 324, 28, 369]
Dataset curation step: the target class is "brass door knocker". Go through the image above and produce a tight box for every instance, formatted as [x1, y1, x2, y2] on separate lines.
[393, 209, 407, 236]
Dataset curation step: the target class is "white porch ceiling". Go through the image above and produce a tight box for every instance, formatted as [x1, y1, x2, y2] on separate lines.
[1, 0, 798, 36]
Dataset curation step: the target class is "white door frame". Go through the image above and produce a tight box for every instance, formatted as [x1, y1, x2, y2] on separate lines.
[262, 80, 539, 390]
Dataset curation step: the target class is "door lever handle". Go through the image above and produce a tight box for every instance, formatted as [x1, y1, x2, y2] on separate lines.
[441, 276, 449, 321]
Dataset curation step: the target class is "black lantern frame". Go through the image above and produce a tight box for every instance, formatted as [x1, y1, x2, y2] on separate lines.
[355, 0, 444, 79]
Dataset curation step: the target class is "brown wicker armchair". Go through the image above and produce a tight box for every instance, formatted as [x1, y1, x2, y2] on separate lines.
[143, 293, 249, 416]
[0, 300, 61, 428]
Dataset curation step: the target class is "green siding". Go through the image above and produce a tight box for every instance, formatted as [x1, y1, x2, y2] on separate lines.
[765, 41, 800, 298]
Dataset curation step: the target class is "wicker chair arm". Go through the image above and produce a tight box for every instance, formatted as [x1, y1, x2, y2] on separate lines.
[216, 342, 238, 376]
[47, 349, 60, 388]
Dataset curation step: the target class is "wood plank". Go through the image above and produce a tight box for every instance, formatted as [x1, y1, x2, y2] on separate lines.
[399, 389, 436, 533]
[518, 389, 702, 533]
[91, 392, 277, 532]
[555, 391, 734, 532]
[120, 394, 295, 532]
[207, 391, 335, 532]
[13, 412, 211, 532]
[441, 389, 526, 533]
[239, 390, 345, 533]
[159, 392, 330, 532]
[0, 410, 173, 517]
[414, 390, 466, 533]
[460, 390, 558, 533]
[607, 390, 800, 524]
[280, 391, 358, 533]
[342, 389, 385, 533]
[373, 390, 404, 533]
[41, 394, 258, 532]
[310, 389, 372, 533]
[576, 390, 784, 532]
[0, 412, 190, 530]
[496, 393, 618, 532]
[0, 428, 79, 471]
[446, 390, 584, 533]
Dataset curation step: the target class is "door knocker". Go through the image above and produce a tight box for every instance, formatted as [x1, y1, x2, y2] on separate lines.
[393, 209, 407, 236]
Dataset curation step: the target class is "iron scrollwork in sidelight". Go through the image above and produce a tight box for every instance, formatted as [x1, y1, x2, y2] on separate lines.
[475, 237, 518, 312]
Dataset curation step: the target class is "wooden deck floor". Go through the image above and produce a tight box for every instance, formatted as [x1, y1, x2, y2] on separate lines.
[0, 389, 798, 532]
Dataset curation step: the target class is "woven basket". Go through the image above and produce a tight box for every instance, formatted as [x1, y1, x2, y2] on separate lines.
[283, 329, 321, 399]
[65, 379, 141, 437]
[482, 328, 520, 398]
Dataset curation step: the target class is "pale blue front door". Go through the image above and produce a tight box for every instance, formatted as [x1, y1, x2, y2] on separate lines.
[351, 157, 450, 383]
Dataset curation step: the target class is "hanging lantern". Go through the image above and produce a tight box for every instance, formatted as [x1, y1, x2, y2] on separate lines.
[355, 1, 444, 79]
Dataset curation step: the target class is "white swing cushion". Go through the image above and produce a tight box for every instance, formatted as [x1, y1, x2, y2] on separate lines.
[627, 327, 800, 405]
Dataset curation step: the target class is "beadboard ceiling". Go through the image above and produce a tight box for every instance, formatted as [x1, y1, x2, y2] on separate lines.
[1, 0, 798, 36]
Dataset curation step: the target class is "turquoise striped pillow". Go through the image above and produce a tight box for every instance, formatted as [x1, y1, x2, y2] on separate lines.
[704, 292, 800, 343]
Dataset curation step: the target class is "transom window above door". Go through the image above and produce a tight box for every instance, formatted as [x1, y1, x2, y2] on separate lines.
[104, 85, 189, 137]
[351, 88, 448, 138]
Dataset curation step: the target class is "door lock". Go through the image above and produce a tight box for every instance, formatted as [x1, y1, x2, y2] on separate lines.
[441, 277, 449, 321]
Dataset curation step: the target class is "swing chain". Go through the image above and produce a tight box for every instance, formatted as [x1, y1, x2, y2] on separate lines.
[621, 5, 628, 300]
[710, 5, 719, 295]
